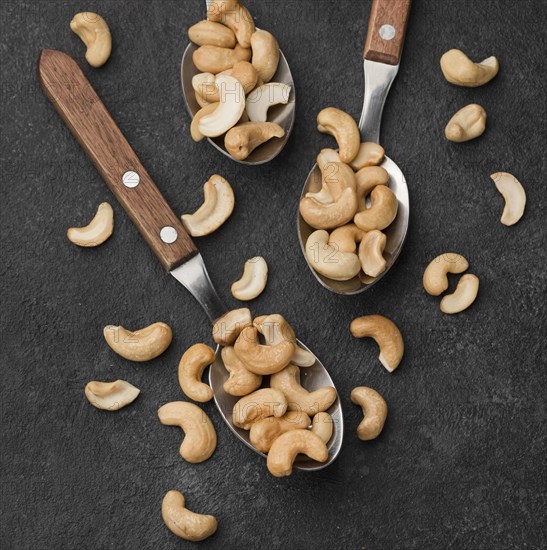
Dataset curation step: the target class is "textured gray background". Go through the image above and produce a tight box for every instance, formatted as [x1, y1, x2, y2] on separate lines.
[1, 1, 546, 548]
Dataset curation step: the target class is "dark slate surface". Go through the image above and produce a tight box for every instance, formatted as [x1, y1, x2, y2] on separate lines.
[1, 1, 546, 548]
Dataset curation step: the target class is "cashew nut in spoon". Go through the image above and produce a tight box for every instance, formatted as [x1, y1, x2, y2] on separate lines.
[423, 253, 469, 295]
[329, 223, 365, 254]
[304, 154, 356, 206]
[157, 401, 216, 463]
[212, 307, 252, 346]
[300, 185, 358, 230]
[246, 83, 291, 122]
[250, 29, 280, 82]
[70, 12, 111, 68]
[190, 102, 219, 142]
[440, 274, 480, 314]
[195, 91, 211, 108]
[249, 411, 311, 452]
[355, 166, 390, 210]
[67, 202, 114, 247]
[188, 19, 237, 48]
[311, 412, 334, 444]
[231, 256, 268, 301]
[192, 72, 219, 102]
[103, 322, 172, 362]
[162, 490, 217, 542]
[349, 142, 385, 171]
[178, 343, 215, 403]
[224, 122, 285, 161]
[181, 175, 234, 237]
[84, 380, 140, 411]
[208, 0, 255, 48]
[354, 186, 398, 231]
[317, 107, 360, 164]
[359, 230, 387, 277]
[350, 387, 388, 440]
[192, 44, 251, 74]
[350, 315, 404, 373]
[440, 49, 499, 87]
[232, 388, 288, 429]
[221, 345, 262, 396]
[445, 104, 487, 142]
[490, 172, 526, 226]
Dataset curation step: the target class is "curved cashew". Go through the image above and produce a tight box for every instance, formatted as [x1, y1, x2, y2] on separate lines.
[67, 202, 114, 247]
[195, 91, 211, 108]
[445, 104, 487, 142]
[354, 186, 398, 231]
[250, 30, 280, 82]
[193, 43, 251, 74]
[231, 256, 268, 301]
[305, 155, 356, 206]
[212, 307, 252, 346]
[350, 315, 404, 372]
[162, 490, 217, 542]
[181, 175, 234, 237]
[423, 253, 469, 295]
[440, 49, 499, 87]
[250, 411, 311, 452]
[84, 380, 140, 411]
[270, 364, 337, 416]
[300, 186, 358, 230]
[359, 230, 387, 277]
[350, 387, 387, 440]
[192, 72, 219, 103]
[234, 326, 294, 375]
[355, 166, 390, 210]
[329, 223, 365, 254]
[311, 412, 334, 444]
[266, 430, 328, 477]
[70, 12, 111, 68]
[490, 172, 526, 226]
[208, 1, 255, 48]
[222, 345, 262, 396]
[103, 322, 172, 362]
[317, 107, 360, 164]
[246, 83, 291, 122]
[157, 401, 216, 463]
[188, 19, 236, 48]
[305, 230, 361, 281]
[349, 142, 385, 171]
[232, 388, 288, 429]
[191, 102, 219, 142]
[229, 60, 258, 93]
[224, 121, 285, 160]
[440, 274, 480, 314]
[178, 344, 215, 403]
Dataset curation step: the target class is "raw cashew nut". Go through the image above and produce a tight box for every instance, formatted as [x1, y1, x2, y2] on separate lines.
[222, 345, 262, 396]
[266, 430, 328, 477]
[103, 322, 172, 362]
[490, 172, 526, 226]
[305, 155, 356, 207]
[354, 186, 398, 231]
[445, 104, 487, 142]
[329, 223, 365, 254]
[84, 380, 140, 411]
[212, 308, 252, 346]
[349, 142, 385, 171]
[178, 344, 215, 403]
[232, 388, 288, 429]
[270, 364, 337, 416]
[208, 1, 255, 48]
[440, 274, 480, 314]
[305, 230, 361, 281]
[350, 315, 404, 372]
[355, 166, 390, 210]
[250, 411, 311, 452]
[350, 387, 387, 440]
[193, 44, 251, 74]
[423, 253, 469, 295]
[181, 175, 234, 237]
[317, 107, 360, 164]
[192, 72, 219, 103]
[440, 49, 499, 87]
[188, 20, 236, 48]
[191, 102, 219, 142]
[162, 490, 217, 542]
[311, 412, 334, 444]
[231, 256, 268, 301]
[359, 230, 387, 277]
[250, 30, 280, 82]
[224, 122, 285, 160]
[246, 83, 291, 122]
[67, 202, 114, 247]
[234, 326, 294, 375]
[157, 402, 216, 463]
[300, 183, 358, 230]
[70, 12, 111, 68]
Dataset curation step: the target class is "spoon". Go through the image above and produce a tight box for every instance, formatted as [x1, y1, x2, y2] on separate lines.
[181, 1, 296, 165]
[38, 49, 341, 472]
[298, 0, 412, 295]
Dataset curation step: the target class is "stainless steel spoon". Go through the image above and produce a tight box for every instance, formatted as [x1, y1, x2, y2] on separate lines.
[181, 1, 296, 165]
[298, 0, 412, 295]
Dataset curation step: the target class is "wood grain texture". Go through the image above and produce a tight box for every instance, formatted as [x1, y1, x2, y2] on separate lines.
[37, 49, 197, 271]
[364, 0, 412, 65]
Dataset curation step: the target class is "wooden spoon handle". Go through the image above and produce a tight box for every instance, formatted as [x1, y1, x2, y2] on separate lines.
[37, 49, 197, 271]
[364, 0, 412, 65]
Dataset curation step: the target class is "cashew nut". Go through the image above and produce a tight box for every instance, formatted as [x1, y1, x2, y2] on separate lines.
[191, 102, 219, 142]
[359, 230, 387, 277]
[103, 322, 172, 362]
[423, 253, 469, 296]
[181, 175, 234, 237]
[157, 401, 216, 463]
[328, 223, 365, 254]
[84, 380, 140, 411]
[234, 326, 294, 374]
[224, 121, 285, 160]
[208, 1, 255, 48]
[311, 412, 334, 444]
[305, 230, 361, 281]
[445, 104, 487, 142]
[229, 60, 259, 93]
[232, 388, 288, 429]
[188, 20, 236, 48]
[246, 83, 291, 122]
[67, 202, 114, 247]
[440, 49, 499, 87]
[231, 256, 268, 301]
[70, 12, 111, 68]
[249, 411, 311, 452]
[490, 172, 526, 226]
[212, 308, 252, 346]
[304, 154, 356, 207]
[270, 364, 337, 416]
[222, 345, 262, 396]
[178, 344, 215, 403]
[192, 72, 219, 103]
[440, 274, 480, 314]
[266, 430, 328, 477]
[349, 142, 385, 171]
[350, 387, 387, 440]
[162, 490, 217, 542]
[354, 185, 398, 231]
[250, 30, 280, 82]
[317, 107, 360, 164]
[355, 166, 390, 210]
[350, 315, 404, 373]
[193, 44, 251, 74]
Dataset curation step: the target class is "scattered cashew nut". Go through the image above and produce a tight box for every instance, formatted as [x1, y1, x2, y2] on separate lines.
[70, 12, 112, 68]
[188, 19, 236, 48]
[440, 274, 480, 314]
[354, 185, 398, 231]
[231, 256, 268, 301]
[67, 202, 114, 247]
[349, 142, 385, 171]
[212, 307, 252, 346]
[445, 104, 487, 142]
[250, 29, 280, 82]
[193, 44, 251, 74]
[222, 345, 262, 396]
[232, 388, 288, 429]
[440, 49, 499, 87]
[311, 412, 334, 444]
[178, 344, 215, 402]
[246, 83, 291, 122]
[84, 380, 140, 411]
[423, 253, 469, 296]
[103, 322, 172, 362]
[224, 121, 285, 160]
[350, 386, 388, 440]
[317, 107, 360, 164]
[490, 172, 526, 226]
[250, 411, 311, 452]
[359, 230, 387, 277]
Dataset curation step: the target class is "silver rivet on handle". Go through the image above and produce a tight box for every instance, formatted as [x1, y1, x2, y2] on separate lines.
[160, 226, 178, 244]
[122, 171, 140, 188]
[379, 24, 396, 41]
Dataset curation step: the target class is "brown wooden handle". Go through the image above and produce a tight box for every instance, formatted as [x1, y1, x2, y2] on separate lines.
[37, 49, 197, 271]
[364, 0, 412, 65]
